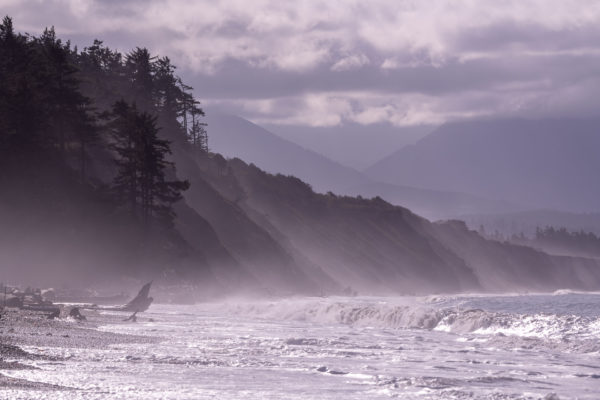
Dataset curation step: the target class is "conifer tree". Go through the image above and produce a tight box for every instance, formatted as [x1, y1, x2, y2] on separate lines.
[2, 16, 194, 225]
[0, 16, 44, 153]
[0, 16, 18, 153]
[34, 27, 98, 179]
[110, 100, 140, 216]
[78, 40, 125, 111]
[178, 79, 208, 151]
[154, 56, 186, 142]
[109, 100, 189, 228]
[125, 47, 156, 112]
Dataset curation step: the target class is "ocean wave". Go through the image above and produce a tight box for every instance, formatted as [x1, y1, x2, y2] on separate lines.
[216, 298, 600, 343]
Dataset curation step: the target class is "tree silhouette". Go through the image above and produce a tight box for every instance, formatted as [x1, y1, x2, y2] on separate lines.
[125, 47, 156, 113]
[0, 15, 213, 279]
[78, 40, 125, 111]
[0, 16, 44, 154]
[109, 100, 189, 228]
[2, 16, 199, 229]
[178, 79, 207, 151]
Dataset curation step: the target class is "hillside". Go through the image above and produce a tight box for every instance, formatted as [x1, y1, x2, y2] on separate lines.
[3, 20, 600, 297]
[0, 20, 244, 295]
[205, 113, 369, 194]
[366, 118, 600, 213]
[207, 114, 523, 219]
[429, 220, 600, 292]
[182, 154, 600, 294]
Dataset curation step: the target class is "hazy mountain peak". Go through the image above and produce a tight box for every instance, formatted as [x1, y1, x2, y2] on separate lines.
[205, 112, 370, 194]
[366, 117, 600, 213]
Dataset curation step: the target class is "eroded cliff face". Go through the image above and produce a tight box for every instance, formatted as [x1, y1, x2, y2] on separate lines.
[177, 153, 600, 295]
[5, 141, 599, 296]
[428, 220, 600, 292]
[172, 147, 334, 296]
[227, 161, 478, 294]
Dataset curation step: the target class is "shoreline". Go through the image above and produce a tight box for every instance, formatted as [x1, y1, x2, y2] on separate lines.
[0, 307, 157, 392]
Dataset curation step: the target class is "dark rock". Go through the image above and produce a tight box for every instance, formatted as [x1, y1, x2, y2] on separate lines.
[47, 309, 60, 320]
[69, 307, 86, 321]
[4, 296, 23, 308]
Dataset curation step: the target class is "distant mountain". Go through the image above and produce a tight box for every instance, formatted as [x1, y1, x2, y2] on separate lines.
[366, 118, 600, 213]
[345, 181, 524, 221]
[205, 113, 369, 194]
[206, 113, 523, 219]
[5, 21, 600, 298]
[262, 122, 434, 170]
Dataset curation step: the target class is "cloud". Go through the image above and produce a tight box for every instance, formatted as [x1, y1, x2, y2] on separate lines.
[6, 0, 600, 126]
[331, 53, 370, 71]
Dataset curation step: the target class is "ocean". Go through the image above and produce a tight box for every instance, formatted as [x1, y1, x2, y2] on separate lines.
[4, 292, 600, 399]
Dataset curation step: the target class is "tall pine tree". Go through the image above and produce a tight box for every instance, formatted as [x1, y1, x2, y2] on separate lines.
[109, 100, 189, 228]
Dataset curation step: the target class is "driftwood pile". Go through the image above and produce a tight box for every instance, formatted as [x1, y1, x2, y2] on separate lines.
[0, 282, 153, 322]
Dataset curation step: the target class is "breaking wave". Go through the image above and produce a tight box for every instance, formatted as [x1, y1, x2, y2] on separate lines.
[217, 297, 600, 344]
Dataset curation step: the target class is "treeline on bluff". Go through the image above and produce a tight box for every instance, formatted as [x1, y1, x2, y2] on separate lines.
[0, 17, 209, 285]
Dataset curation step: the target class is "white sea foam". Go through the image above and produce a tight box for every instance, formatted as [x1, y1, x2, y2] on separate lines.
[211, 296, 600, 342]
[4, 294, 600, 399]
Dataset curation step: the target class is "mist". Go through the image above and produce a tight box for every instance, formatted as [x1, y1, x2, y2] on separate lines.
[2, 19, 600, 299]
[3, 3, 600, 399]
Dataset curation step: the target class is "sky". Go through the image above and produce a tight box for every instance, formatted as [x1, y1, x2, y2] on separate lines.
[5, 0, 600, 131]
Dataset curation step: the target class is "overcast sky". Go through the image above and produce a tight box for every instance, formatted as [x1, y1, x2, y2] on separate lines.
[5, 0, 600, 129]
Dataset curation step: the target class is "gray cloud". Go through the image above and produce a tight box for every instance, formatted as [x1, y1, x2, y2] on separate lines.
[451, 20, 600, 54]
[5, 0, 600, 126]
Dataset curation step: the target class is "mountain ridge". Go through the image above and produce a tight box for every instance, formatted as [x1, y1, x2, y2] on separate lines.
[206, 113, 526, 219]
[206, 113, 369, 194]
[3, 20, 600, 297]
[184, 154, 600, 294]
[366, 118, 600, 213]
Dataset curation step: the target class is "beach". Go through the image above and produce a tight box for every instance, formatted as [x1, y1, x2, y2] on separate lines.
[1, 294, 599, 399]
[0, 307, 155, 396]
